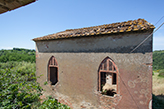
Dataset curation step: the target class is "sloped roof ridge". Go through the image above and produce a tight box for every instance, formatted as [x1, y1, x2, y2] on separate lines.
[65, 19, 133, 31]
[33, 18, 155, 41]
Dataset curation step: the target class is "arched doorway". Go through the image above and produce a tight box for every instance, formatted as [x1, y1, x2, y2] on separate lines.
[48, 56, 58, 85]
[98, 57, 118, 96]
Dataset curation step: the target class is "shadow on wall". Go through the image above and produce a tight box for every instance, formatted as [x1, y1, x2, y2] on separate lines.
[36, 43, 152, 54]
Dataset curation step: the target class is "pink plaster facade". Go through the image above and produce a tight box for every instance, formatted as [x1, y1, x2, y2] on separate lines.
[34, 29, 153, 109]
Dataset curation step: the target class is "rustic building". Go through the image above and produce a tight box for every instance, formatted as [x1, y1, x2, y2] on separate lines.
[33, 19, 154, 109]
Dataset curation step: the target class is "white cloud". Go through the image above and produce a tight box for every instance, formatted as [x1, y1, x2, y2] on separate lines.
[0, 46, 35, 50]
[0, 47, 13, 50]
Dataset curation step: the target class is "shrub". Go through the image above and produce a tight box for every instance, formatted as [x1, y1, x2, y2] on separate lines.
[158, 69, 164, 78]
[0, 65, 41, 108]
[0, 62, 71, 109]
[38, 97, 70, 109]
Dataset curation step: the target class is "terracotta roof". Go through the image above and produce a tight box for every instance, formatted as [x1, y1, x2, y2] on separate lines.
[33, 19, 155, 41]
[0, 0, 36, 14]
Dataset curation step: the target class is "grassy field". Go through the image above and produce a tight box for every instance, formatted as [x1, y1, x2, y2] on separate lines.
[152, 71, 164, 109]
[153, 71, 164, 95]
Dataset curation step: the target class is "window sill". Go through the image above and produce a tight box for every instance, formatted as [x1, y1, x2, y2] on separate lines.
[98, 91, 120, 98]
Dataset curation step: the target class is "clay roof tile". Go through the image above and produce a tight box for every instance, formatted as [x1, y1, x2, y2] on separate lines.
[33, 19, 155, 41]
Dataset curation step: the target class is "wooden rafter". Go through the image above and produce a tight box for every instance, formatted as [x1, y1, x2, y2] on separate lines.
[0, 0, 36, 14]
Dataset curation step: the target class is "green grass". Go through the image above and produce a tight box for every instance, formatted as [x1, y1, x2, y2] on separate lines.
[153, 70, 164, 109]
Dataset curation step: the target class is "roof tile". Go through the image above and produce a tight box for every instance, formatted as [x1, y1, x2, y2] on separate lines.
[33, 18, 155, 41]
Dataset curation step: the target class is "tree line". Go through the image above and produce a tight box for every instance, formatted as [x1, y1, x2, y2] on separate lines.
[0, 48, 35, 63]
[153, 50, 164, 70]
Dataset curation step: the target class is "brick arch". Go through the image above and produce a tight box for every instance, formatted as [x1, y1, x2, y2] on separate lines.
[48, 56, 58, 85]
[98, 57, 119, 95]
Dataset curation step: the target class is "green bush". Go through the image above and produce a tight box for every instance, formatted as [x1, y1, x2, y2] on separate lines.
[0, 62, 70, 109]
[38, 97, 70, 109]
[0, 62, 41, 109]
[158, 69, 164, 77]
[0, 48, 70, 108]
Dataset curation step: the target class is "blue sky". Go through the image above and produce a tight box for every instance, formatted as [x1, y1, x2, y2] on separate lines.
[0, 0, 164, 50]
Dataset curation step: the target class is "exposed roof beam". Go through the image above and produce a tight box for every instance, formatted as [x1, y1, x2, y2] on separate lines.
[0, 0, 36, 14]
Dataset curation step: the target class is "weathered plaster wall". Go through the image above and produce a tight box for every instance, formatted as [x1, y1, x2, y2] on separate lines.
[35, 31, 153, 109]
[36, 31, 152, 53]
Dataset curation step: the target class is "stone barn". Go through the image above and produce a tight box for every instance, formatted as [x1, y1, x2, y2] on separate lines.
[33, 19, 154, 109]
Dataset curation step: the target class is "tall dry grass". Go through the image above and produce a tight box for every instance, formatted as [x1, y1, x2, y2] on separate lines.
[153, 71, 164, 95]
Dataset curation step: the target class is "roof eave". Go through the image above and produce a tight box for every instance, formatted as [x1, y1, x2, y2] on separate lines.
[0, 0, 36, 14]
[33, 28, 155, 42]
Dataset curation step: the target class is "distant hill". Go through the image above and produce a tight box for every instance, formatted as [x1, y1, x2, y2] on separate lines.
[0, 48, 35, 63]
[153, 50, 164, 70]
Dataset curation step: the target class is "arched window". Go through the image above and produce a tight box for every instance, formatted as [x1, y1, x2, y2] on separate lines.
[48, 56, 58, 85]
[98, 57, 118, 96]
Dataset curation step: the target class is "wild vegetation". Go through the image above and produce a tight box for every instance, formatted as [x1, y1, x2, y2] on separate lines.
[152, 50, 164, 109]
[0, 48, 164, 108]
[153, 50, 164, 70]
[0, 48, 35, 63]
[0, 48, 70, 109]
